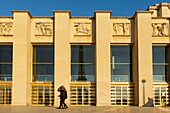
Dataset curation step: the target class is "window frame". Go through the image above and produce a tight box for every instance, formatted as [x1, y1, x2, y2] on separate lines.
[152, 45, 168, 82]
[32, 44, 54, 82]
[110, 45, 132, 82]
[71, 44, 95, 83]
[0, 44, 13, 82]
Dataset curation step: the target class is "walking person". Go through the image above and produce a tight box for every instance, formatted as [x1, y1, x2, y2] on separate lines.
[57, 85, 68, 109]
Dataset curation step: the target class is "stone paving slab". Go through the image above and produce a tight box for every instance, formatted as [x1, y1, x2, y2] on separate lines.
[0, 106, 170, 113]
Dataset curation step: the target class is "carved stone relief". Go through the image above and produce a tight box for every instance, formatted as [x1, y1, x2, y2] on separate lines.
[152, 23, 168, 36]
[0, 22, 13, 35]
[74, 22, 91, 35]
[35, 22, 52, 35]
[113, 23, 130, 35]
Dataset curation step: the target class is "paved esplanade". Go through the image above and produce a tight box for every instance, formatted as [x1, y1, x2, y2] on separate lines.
[0, 106, 170, 113]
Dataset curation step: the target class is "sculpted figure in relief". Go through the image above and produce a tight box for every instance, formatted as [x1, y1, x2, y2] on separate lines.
[113, 23, 119, 35]
[152, 24, 159, 36]
[35, 22, 52, 35]
[35, 22, 44, 35]
[74, 23, 90, 35]
[162, 23, 168, 35]
[123, 23, 130, 35]
[113, 23, 130, 35]
[152, 23, 168, 36]
[0, 23, 2, 34]
[0, 22, 12, 35]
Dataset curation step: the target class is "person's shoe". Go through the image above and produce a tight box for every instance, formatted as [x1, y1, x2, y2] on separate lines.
[57, 107, 61, 109]
[64, 106, 68, 109]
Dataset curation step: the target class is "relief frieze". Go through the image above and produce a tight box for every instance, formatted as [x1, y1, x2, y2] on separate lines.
[35, 22, 52, 35]
[152, 23, 168, 36]
[113, 23, 130, 35]
[0, 22, 13, 35]
[74, 22, 91, 35]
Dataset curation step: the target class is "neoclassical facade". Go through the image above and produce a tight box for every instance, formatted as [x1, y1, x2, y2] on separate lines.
[0, 2, 170, 106]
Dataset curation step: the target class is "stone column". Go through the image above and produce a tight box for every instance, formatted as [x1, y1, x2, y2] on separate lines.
[134, 11, 153, 106]
[132, 17, 139, 106]
[95, 11, 111, 106]
[53, 11, 70, 106]
[11, 11, 31, 106]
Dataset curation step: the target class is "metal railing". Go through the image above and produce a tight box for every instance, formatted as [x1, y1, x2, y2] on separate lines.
[153, 83, 170, 106]
[31, 82, 54, 106]
[70, 83, 96, 106]
[111, 83, 134, 106]
[0, 82, 12, 106]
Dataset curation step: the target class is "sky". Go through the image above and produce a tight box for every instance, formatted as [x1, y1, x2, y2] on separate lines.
[0, 0, 169, 17]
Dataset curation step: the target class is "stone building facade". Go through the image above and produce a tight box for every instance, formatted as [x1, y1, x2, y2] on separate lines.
[0, 2, 170, 106]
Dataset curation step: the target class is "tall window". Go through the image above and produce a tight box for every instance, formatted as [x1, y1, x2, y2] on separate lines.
[111, 45, 132, 82]
[33, 45, 54, 82]
[0, 45, 12, 81]
[71, 45, 95, 82]
[153, 46, 167, 82]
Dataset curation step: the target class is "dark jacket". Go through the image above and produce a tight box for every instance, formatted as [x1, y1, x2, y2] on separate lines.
[58, 89, 67, 100]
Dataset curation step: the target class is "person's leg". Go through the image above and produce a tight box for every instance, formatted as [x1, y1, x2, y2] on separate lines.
[61, 99, 65, 108]
[63, 99, 68, 108]
[58, 99, 63, 109]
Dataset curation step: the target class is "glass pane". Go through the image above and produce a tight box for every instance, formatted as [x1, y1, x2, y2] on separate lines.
[153, 46, 166, 63]
[111, 64, 131, 75]
[33, 64, 54, 75]
[152, 46, 167, 82]
[33, 45, 54, 82]
[71, 64, 94, 82]
[0, 45, 12, 62]
[0, 64, 12, 81]
[35, 75, 54, 82]
[0, 75, 12, 81]
[111, 46, 132, 82]
[33, 45, 54, 62]
[111, 75, 130, 82]
[153, 65, 166, 75]
[71, 45, 94, 63]
[71, 64, 94, 75]
[0, 64, 12, 74]
[71, 75, 94, 82]
[111, 46, 131, 63]
[153, 65, 166, 82]
[153, 75, 165, 82]
[33, 64, 54, 82]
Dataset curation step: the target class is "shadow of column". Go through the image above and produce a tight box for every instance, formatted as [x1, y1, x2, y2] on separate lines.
[142, 79, 154, 107]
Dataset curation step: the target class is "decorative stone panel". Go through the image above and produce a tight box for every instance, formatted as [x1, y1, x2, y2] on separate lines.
[35, 22, 52, 35]
[74, 22, 91, 36]
[113, 23, 130, 35]
[0, 22, 13, 35]
[152, 23, 169, 36]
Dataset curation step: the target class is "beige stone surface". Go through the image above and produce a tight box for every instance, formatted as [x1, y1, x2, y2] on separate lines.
[1, 106, 170, 113]
[134, 11, 153, 106]
[70, 17, 93, 43]
[95, 11, 111, 106]
[53, 11, 70, 106]
[11, 11, 31, 106]
[31, 17, 53, 43]
[148, 2, 170, 17]
[0, 2, 170, 107]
